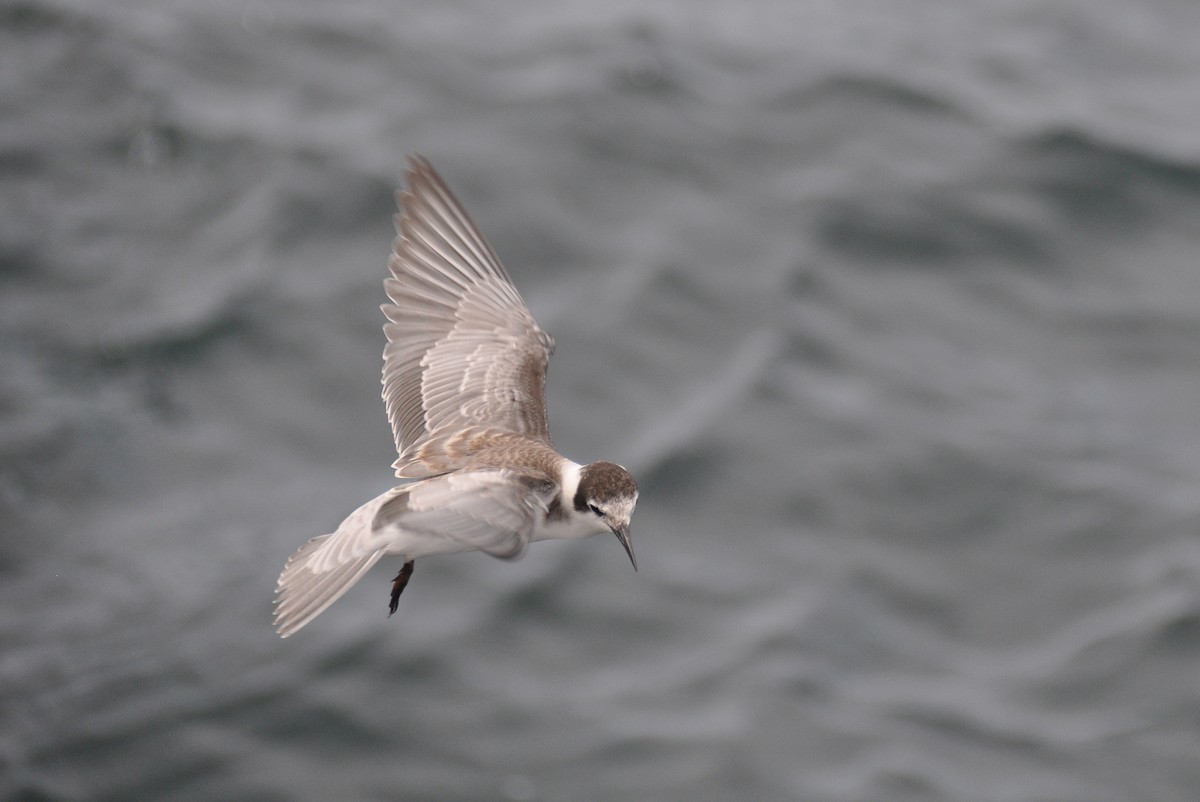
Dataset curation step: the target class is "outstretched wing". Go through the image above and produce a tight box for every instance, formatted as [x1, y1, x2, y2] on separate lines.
[273, 471, 552, 637]
[382, 157, 555, 478]
[273, 486, 404, 638]
[378, 469, 553, 559]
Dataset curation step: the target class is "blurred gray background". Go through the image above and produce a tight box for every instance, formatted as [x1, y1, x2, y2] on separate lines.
[3, 1, 1200, 800]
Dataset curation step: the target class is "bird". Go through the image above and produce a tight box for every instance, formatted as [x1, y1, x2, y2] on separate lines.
[273, 156, 639, 638]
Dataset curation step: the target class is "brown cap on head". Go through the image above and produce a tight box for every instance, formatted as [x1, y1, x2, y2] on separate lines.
[573, 462, 637, 510]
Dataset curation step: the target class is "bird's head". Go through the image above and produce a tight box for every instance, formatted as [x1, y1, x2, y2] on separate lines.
[575, 461, 639, 570]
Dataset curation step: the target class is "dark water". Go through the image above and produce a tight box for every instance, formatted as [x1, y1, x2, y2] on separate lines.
[4, 1, 1200, 799]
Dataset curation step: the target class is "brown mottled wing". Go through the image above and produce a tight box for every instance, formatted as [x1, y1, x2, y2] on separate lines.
[382, 157, 555, 478]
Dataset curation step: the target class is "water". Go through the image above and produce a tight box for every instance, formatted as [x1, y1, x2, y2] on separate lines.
[4, 1, 1200, 799]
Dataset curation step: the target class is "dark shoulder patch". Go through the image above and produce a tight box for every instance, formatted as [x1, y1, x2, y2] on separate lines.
[547, 493, 567, 521]
[518, 472, 564, 520]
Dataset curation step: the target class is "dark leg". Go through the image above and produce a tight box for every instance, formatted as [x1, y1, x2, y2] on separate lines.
[388, 560, 415, 616]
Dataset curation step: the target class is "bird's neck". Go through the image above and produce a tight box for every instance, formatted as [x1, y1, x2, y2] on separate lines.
[557, 459, 583, 510]
[532, 459, 604, 542]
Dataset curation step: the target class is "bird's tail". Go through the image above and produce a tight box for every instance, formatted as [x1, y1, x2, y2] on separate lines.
[273, 493, 399, 637]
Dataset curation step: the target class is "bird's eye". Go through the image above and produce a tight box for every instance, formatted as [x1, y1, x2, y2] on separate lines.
[588, 503, 603, 516]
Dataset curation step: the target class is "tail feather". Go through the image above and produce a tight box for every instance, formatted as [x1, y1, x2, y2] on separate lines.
[273, 532, 385, 638]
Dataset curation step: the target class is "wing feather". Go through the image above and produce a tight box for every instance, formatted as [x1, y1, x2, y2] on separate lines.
[381, 157, 554, 478]
[273, 471, 555, 636]
[378, 470, 550, 559]
[274, 535, 386, 638]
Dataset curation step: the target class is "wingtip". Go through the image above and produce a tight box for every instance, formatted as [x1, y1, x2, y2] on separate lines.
[398, 156, 433, 207]
[405, 153, 433, 178]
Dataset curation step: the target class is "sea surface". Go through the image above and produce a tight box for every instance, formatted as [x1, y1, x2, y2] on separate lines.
[4, 1, 1200, 800]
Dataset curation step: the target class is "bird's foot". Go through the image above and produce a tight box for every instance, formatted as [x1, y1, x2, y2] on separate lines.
[388, 560, 415, 616]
